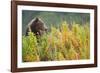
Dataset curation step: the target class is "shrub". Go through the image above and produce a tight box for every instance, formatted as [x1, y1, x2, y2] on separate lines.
[22, 22, 90, 62]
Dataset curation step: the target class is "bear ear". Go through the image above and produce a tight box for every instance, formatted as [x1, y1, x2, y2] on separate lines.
[35, 17, 39, 22]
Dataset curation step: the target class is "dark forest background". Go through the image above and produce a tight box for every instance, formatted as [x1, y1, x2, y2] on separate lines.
[22, 10, 90, 35]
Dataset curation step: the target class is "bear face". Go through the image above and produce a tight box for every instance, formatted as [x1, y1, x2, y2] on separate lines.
[26, 18, 48, 36]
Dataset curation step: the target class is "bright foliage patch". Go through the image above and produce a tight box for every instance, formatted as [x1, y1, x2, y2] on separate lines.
[22, 22, 90, 62]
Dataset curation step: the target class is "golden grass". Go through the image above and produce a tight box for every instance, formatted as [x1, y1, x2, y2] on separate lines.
[22, 22, 90, 62]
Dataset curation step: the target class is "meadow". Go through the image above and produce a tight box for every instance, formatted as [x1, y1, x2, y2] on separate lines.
[22, 21, 90, 62]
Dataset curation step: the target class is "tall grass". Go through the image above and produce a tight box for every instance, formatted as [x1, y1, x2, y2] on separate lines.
[22, 22, 90, 62]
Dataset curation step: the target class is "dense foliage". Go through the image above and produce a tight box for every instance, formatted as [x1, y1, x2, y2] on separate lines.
[22, 11, 90, 35]
[22, 22, 90, 62]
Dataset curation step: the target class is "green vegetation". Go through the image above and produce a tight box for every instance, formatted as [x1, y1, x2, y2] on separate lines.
[22, 22, 90, 62]
[22, 11, 90, 35]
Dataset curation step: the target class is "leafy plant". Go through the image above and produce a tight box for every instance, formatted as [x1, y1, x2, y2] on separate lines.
[22, 22, 90, 62]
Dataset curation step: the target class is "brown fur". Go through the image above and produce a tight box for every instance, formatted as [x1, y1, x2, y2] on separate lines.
[26, 18, 47, 36]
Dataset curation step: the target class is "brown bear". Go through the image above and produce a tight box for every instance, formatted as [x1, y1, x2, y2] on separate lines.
[26, 17, 48, 36]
